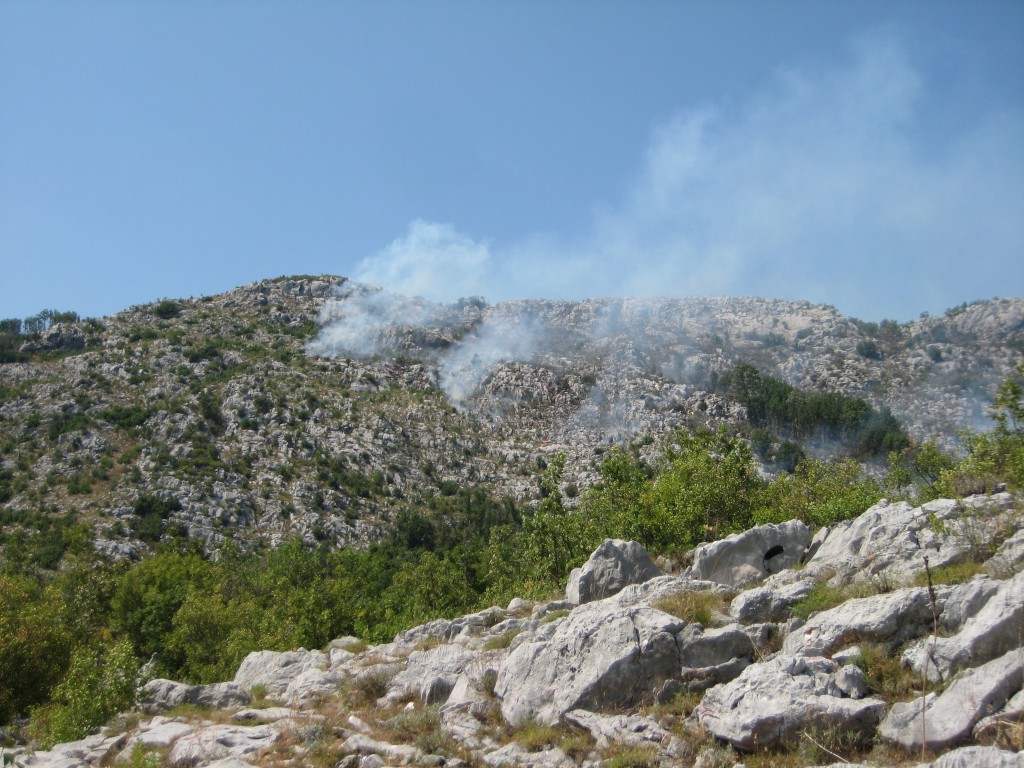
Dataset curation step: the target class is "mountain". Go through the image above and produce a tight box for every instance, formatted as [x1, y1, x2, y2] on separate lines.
[1, 275, 1022, 560]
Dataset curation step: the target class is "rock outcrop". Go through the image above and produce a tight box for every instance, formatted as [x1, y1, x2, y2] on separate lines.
[878, 648, 1024, 752]
[12, 493, 1024, 768]
[691, 654, 886, 750]
[565, 538, 664, 604]
[691, 520, 811, 587]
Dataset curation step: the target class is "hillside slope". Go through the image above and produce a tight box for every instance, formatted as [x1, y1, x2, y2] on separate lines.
[1, 276, 1022, 559]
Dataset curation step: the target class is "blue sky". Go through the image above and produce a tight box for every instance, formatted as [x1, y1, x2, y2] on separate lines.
[1, 1, 1022, 322]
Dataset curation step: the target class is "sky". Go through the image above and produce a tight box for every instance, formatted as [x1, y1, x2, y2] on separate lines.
[1, 1, 1022, 323]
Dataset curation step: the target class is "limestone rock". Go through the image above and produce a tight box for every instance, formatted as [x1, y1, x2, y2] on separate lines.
[167, 724, 282, 766]
[340, 734, 423, 764]
[921, 746, 1024, 768]
[233, 649, 327, 697]
[564, 709, 691, 760]
[565, 539, 663, 605]
[383, 642, 476, 705]
[494, 601, 685, 726]
[974, 689, 1024, 745]
[782, 586, 938, 657]
[879, 648, 1024, 752]
[803, 495, 1017, 586]
[15, 733, 127, 768]
[730, 579, 814, 624]
[692, 654, 886, 751]
[675, 623, 755, 691]
[481, 742, 572, 768]
[140, 679, 251, 713]
[282, 667, 342, 705]
[691, 520, 811, 588]
[904, 571, 1024, 683]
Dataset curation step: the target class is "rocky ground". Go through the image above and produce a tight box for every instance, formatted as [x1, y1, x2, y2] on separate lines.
[1, 277, 1022, 558]
[10, 492, 1023, 768]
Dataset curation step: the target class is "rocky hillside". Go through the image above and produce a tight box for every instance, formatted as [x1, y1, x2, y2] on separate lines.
[12, 491, 1024, 768]
[1, 276, 1022, 559]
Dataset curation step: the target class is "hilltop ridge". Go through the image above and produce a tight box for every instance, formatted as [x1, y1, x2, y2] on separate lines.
[1, 276, 1022, 559]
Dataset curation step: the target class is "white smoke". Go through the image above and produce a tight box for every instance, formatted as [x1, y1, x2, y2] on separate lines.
[438, 311, 547, 403]
[305, 284, 448, 359]
[353, 220, 492, 304]
[348, 32, 1023, 320]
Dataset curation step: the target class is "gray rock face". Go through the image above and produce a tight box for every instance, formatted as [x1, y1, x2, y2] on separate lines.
[879, 648, 1024, 752]
[564, 709, 691, 760]
[167, 724, 281, 766]
[692, 654, 887, 750]
[115, 718, 195, 762]
[922, 746, 1024, 768]
[802, 495, 1017, 586]
[140, 679, 252, 713]
[782, 586, 939, 657]
[14, 733, 127, 768]
[730, 579, 814, 623]
[904, 571, 1024, 683]
[675, 624, 756, 691]
[565, 539, 664, 604]
[494, 601, 685, 726]
[382, 642, 475, 705]
[233, 649, 327, 696]
[691, 520, 811, 588]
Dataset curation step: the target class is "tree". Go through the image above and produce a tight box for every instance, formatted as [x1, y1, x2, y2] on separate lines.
[645, 428, 766, 553]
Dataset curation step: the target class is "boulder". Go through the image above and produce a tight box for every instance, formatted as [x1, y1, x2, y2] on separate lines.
[903, 571, 1024, 682]
[730, 579, 815, 624]
[282, 667, 341, 706]
[14, 733, 127, 768]
[675, 624, 755, 691]
[339, 734, 423, 764]
[691, 520, 811, 588]
[140, 679, 252, 713]
[878, 648, 1024, 752]
[691, 654, 886, 751]
[922, 746, 1024, 768]
[494, 601, 685, 726]
[803, 494, 1017, 586]
[166, 724, 281, 766]
[565, 539, 663, 604]
[564, 709, 691, 760]
[782, 586, 938, 657]
[382, 642, 476, 705]
[481, 742, 572, 768]
[115, 719, 194, 761]
[233, 649, 327, 696]
[973, 689, 1024, 744]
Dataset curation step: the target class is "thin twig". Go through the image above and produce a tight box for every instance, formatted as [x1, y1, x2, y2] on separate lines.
[800, 730, 849, 763]
[922, 555, 939, 760]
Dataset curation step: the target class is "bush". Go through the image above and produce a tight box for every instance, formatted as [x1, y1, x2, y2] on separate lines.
[855, 340, 880, 359]
[153, 300, 182, 319]
[29, 639, 138, 748]
[0, 577, 71, 723]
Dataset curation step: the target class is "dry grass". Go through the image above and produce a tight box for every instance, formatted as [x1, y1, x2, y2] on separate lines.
[483, 630, 521, 651]
[853, 642, 938, 703]
[650, 590, 730, 626]
[340, 664, 398, 709]
[511, 720, 563, 752]
[600, 743, 659, 768]
[910, 559, 986, 586]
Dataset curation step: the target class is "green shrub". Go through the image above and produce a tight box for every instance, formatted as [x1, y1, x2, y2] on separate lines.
[0, 576, 71, 723]
[153, 301, 182, 319]
[29, 639, 138, 748]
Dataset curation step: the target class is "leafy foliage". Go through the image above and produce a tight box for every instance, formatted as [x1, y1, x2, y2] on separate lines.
[714, 364, 909, 456]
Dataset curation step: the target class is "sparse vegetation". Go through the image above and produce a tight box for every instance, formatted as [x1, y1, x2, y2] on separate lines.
[651, 590, 727, 626]
[1, 279, 1021, 762]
